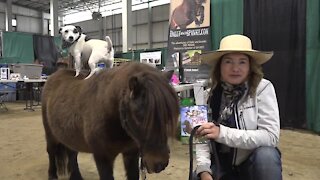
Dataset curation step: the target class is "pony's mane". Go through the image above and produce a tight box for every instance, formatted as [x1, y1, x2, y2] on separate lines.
[110, 63, 180, 146]
[138, 71, 179, 143]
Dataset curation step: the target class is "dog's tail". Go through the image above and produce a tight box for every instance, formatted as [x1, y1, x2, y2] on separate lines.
[105, 36, 113, 53]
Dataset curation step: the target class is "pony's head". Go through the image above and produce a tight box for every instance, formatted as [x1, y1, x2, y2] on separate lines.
[120, 69, 179, 173]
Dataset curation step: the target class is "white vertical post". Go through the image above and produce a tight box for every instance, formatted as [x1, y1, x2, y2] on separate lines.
[122, 0, 132, 52]
[50, 0, 59, 36]
[148, 2, 153, 49]
[5, 0, 13, 32]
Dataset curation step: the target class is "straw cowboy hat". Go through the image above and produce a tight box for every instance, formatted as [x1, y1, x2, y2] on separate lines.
[201, 34, 274, 66]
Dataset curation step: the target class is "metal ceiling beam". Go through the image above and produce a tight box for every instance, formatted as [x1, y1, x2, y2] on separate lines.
[0, 0, 153, 17]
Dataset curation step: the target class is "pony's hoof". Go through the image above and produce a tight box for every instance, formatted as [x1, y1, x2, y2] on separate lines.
[70, 174, 84, 180]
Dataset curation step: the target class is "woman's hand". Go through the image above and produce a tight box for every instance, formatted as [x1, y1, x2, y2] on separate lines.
[200, 171, 213, 180]
[196, 122, 220, 139]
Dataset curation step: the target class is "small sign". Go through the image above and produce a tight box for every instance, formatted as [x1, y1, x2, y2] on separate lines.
[140, 51, 162, 65]
[0, 67, 10, 80]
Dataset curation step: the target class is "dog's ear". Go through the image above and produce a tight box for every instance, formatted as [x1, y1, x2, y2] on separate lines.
[59, 27, 62, 34]
[74, 26, 82, 34]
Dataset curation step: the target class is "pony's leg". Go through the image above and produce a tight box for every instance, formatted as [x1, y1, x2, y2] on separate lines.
[122, 149, 139, 180]
[43, 105, 58, 180]
[46, 139, 72, 180]
[46, 141, 58, 180]
[67, 150, 83, 180]
[93, 154, 115, 180]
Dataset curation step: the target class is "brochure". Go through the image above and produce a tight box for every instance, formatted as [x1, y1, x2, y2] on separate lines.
[180, 105, 208, 144]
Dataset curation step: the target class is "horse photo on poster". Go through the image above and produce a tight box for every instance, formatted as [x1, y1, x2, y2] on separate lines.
[169, 0, 209, 30]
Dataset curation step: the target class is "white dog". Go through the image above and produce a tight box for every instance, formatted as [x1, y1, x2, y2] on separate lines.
[59, 25, 114, 79]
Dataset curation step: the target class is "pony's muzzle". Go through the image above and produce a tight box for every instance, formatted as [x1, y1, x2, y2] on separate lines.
[144, 160, 169, 173]
[154, 162, 168, 173]
[142, 152, 169, 173]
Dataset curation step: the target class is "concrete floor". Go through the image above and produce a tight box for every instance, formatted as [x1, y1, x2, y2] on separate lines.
[0, 102, 319, 180]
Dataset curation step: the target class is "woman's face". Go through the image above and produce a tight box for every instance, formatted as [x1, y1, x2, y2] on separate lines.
[220, 53, 250, 85]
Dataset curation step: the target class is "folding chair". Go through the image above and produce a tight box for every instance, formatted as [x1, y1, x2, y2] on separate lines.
[0, 92, 8, 111]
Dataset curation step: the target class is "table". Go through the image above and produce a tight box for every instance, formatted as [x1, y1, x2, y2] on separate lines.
[173, 82, 208, 105]
[0, 79, 46, 111]
[173, 83, 194, 100]
[173, 83, 194, 92]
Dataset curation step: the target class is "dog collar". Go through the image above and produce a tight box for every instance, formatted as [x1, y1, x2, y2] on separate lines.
[74, 34, 82, 42]
[62, 34, 82, 48]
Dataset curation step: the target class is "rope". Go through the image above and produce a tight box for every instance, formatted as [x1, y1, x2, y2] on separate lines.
[188, 125, 201, 180]
[188, 125, 221, 180]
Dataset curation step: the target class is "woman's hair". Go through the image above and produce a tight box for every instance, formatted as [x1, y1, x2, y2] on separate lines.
[248, 57, 264, 96]
[209, 54, 264, 96]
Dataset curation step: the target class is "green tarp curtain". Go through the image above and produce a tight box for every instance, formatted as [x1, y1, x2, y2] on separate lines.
[0, 31, 62, 76]
[211, 0, 243, 49]
[1, 32, 35, 63]
[306, 0, 320, 133]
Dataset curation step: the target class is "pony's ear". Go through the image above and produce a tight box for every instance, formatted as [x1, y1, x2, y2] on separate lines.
[163, 70, 174, 82]
[129, 76, 141, 99]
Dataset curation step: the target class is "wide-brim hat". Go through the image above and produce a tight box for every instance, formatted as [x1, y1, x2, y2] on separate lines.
[201, 34, 274, 67]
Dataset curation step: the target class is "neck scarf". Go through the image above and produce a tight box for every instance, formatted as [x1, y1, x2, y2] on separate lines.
[219, 82, 247, 126]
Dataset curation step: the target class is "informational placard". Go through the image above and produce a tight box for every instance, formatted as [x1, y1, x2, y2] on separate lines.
[140, 51, 162, 65]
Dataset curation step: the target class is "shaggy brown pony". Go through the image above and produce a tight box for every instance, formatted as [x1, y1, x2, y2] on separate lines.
[41, 62, 180, 180]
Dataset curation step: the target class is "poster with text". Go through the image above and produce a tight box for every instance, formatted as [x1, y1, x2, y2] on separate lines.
[166, 0, 211, 82]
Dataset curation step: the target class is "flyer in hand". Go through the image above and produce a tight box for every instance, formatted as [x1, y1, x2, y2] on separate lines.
[180, 105, 208, 144]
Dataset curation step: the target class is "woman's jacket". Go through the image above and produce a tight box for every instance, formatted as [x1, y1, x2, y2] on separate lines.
[195, 78, 280, 175]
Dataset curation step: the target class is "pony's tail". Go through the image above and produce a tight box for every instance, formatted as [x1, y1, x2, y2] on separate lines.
[55, 143, 70, 175]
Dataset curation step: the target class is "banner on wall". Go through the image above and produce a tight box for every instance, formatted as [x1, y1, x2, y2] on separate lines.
[167, 0, 212, 82]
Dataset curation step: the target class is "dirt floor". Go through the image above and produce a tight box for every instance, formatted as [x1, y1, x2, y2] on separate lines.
[0, 102, 319, 180]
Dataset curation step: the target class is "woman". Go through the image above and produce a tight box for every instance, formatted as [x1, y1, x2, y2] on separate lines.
[195, 34, 282, 180]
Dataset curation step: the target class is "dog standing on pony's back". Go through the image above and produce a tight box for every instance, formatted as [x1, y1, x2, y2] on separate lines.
[59, 25, 114, 79]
